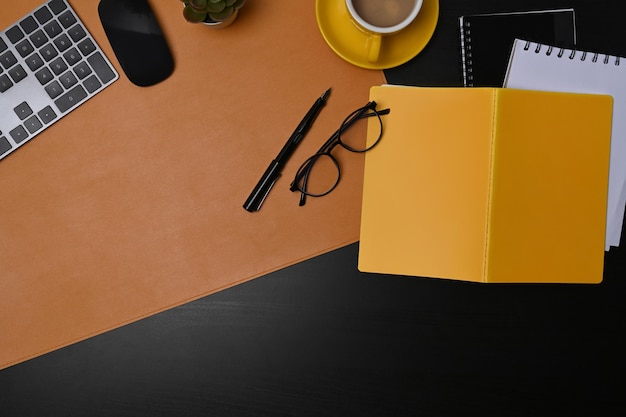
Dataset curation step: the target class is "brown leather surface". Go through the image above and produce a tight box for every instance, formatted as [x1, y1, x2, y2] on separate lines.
[0, 0, 384, 369]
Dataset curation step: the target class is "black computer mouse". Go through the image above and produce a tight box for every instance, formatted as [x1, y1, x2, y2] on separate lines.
[98, 0, 174, 87]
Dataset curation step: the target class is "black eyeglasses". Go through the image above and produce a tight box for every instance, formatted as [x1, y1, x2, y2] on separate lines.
[289, 101, 390, 206]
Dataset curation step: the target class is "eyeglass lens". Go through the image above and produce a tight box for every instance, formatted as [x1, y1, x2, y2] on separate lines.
[337, 105, 384, 152]
[291, 103, 389, 202]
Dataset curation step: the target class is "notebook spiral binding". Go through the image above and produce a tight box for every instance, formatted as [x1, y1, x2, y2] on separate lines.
[460, 21, 474, 86]
[523, 40, 621, 66]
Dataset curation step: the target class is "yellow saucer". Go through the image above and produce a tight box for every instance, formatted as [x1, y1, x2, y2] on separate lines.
[316, 0, 439, 70]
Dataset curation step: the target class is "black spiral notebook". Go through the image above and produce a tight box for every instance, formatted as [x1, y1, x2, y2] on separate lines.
[459, 9, 577, 87]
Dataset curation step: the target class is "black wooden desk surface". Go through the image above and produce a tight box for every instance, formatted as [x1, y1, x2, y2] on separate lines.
[1, 1, 625, 416]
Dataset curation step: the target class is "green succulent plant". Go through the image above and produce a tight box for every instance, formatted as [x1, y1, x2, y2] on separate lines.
[181, 0, 246, 23]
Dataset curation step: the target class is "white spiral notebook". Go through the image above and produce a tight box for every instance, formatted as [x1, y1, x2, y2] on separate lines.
[504, 38, 625, 250]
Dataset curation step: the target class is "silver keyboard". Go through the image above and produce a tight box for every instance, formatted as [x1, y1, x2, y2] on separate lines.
[0, 0, 118, 161]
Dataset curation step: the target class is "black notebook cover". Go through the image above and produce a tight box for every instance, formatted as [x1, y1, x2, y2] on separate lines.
[459, 9, 576, 87]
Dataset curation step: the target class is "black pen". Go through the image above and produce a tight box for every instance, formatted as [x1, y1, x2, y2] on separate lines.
[243, 88, 331, 212]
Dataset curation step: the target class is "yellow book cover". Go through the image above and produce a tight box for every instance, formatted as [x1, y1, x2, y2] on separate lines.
[358, 86, 612, 283]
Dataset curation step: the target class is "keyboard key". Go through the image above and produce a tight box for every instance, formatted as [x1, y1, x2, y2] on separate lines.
[14, 102, 33, 120]
[24, 115, 43, 134]
[40, 43, 58, 61]
[59, 71, 77, 88]
[50, 56, 68, 75]
[63, 47, 81, 66]
[29, 29, 48, 48]
[53, 33, 72, 52]
[54, 84, 88, 113]
[43, 20, 62, 38]
[0, 137, 12, 156]
[0, 50, 18, 69]
[49, 0, 68, 15]
[67, 24, 86, 42]
[25, 52, 44, 71]
[20, 16, 39, 34]
[73, 61, 91, 79]
[15, 38, 34, 57]
[38, 106, 58, 124]
[34, 6, 53, 24]
[0, 37, 7, 53]
[8, 64, 27, 83]
[6, 26, 24, 44]
[88, 52, 117, 84]
[83, 74, 102, 93]
[9, 126, 29, 144]
[78, 38, 96, 56]
[35, 66, 54, 84]
[45, 80, 63, 99]
[0, 74, 12, 92]
[58, 11, 77, 29]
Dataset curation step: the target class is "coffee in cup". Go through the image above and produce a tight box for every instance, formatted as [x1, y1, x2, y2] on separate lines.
[346, 0, 423, 63]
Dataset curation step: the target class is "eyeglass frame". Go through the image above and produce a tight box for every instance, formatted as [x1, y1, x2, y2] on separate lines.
[289, 101, 390, 206]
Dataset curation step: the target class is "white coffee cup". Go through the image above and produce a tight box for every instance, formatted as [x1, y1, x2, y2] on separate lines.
[345, 0, 423, 63]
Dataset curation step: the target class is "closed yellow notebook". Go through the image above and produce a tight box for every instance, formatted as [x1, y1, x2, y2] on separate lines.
[358, 86, 612, 283]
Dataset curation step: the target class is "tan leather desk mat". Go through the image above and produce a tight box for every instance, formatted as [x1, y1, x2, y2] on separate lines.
[0, 1, 384, 369]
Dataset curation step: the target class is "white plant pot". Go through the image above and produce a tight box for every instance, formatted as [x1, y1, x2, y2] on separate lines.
[202, 9, 239, 29]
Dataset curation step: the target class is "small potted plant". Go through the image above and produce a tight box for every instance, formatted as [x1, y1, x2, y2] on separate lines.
[181, 0, 246, 28]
